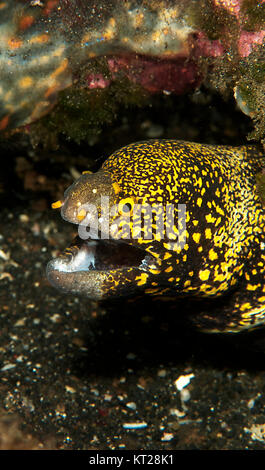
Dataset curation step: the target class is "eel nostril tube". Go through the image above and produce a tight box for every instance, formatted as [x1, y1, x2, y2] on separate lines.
[51, 200, 64, 209]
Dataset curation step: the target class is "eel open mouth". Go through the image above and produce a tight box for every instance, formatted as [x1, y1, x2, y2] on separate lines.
[48, 236, 155, 273]
[46, 235, 159, 299]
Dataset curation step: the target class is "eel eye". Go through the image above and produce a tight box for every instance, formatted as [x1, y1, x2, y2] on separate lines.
[118, 197, 135, 215]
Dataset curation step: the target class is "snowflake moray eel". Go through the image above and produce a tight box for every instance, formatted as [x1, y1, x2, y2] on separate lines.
[47, 139, 265, 333]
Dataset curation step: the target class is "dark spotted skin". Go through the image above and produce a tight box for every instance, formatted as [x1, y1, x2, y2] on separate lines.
[47, 139, 265, 333]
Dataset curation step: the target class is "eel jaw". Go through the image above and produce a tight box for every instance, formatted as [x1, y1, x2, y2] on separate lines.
[46, 236, 159, 300]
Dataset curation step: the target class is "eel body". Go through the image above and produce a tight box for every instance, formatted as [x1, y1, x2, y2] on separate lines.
[47, 139, 265, 333]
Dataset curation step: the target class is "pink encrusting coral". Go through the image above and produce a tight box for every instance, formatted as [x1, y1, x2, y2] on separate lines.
[238, 30, 265, 57]
[192, 33, 224, 58]
[214, 0, 265, 57]
[106, 56, 201, 94]
[86, 74, 111, 90]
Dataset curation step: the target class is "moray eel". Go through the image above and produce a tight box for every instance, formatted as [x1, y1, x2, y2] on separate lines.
[47, 139, 265, 333]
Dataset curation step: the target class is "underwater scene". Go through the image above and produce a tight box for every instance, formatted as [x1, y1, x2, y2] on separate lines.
[1, 0, 265, 451]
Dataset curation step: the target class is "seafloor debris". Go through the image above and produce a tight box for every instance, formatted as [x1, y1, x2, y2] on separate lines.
[0, 0, 264, 143]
